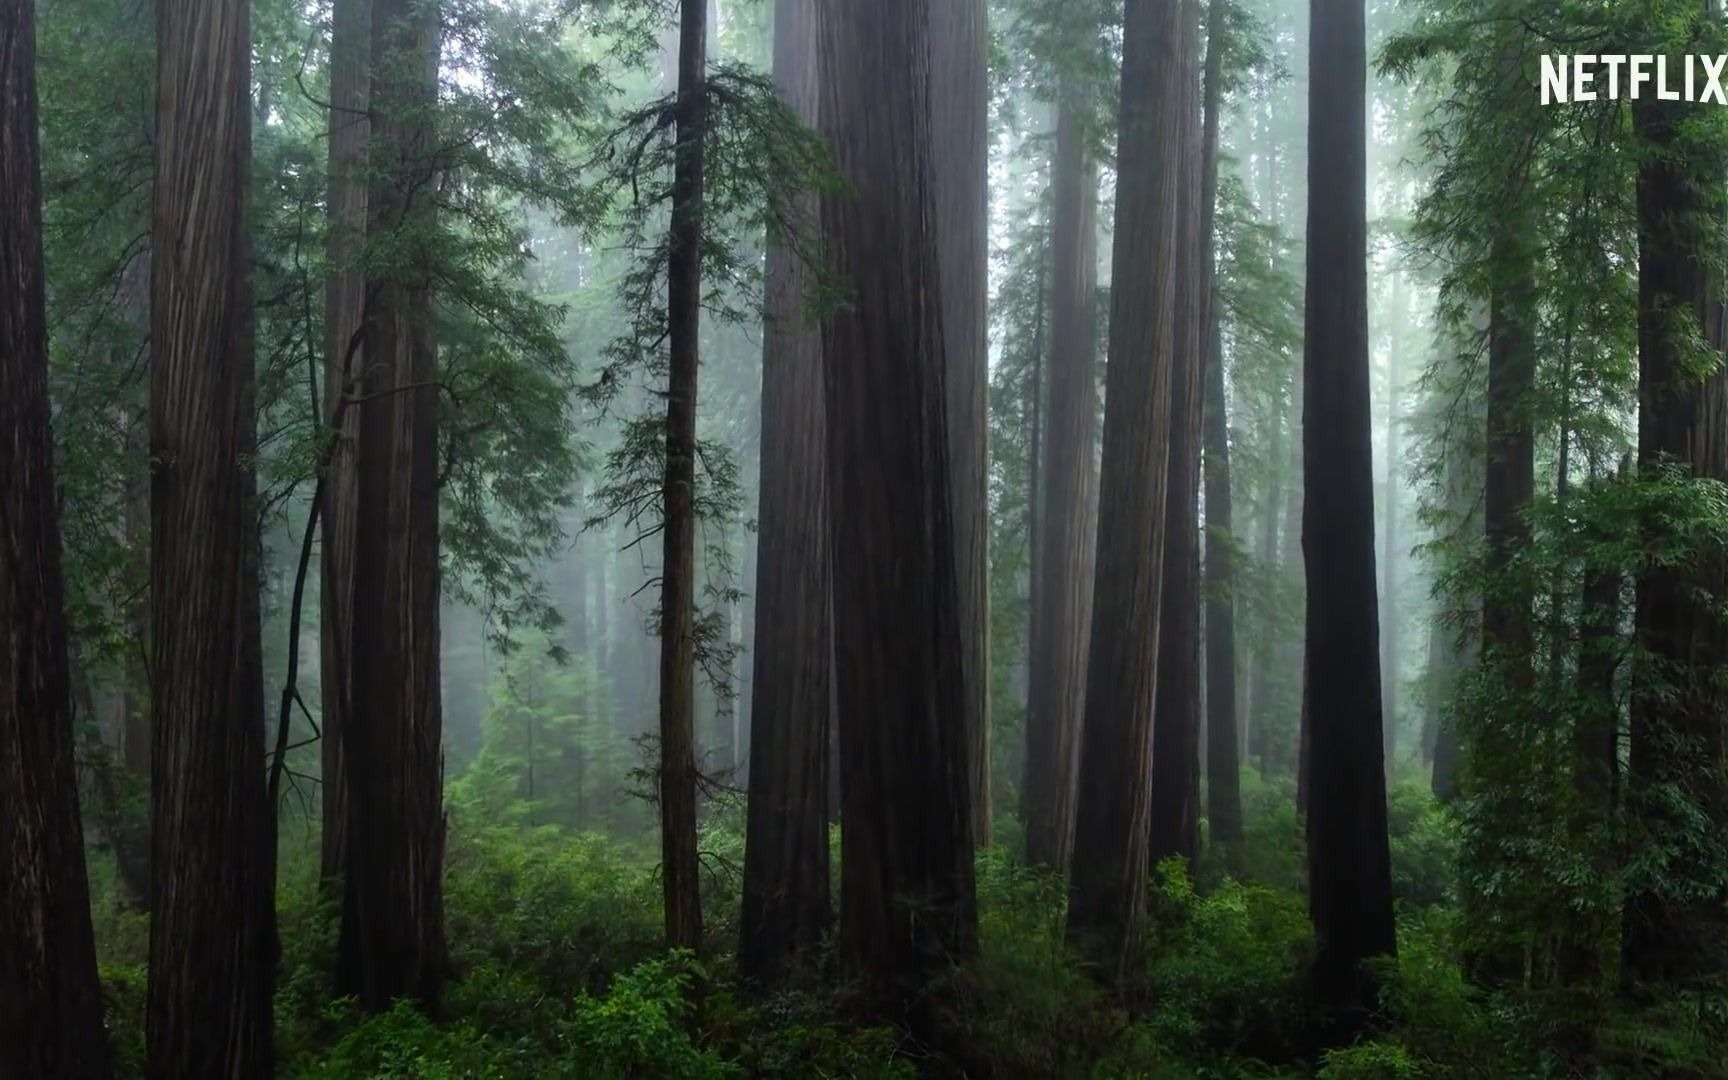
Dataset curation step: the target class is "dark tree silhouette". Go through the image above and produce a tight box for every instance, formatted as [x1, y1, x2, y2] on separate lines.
[819, 0, 978, 1017]
[0, 0, 114, 1070]
[1300, 0, 1397, 1027]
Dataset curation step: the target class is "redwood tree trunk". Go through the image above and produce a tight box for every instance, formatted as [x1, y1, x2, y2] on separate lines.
[657, 0, 707, 954]
[1149, 0, 1205, 872]
[819, 0, 978, 1018]
[739, 0, 831, 988]
[1021, 78, 1099, 873]
[319, 0, 370, 892]
[0, 0, 114, 1070]
[145, 0, 276, 1069]
[1066, 0, 1185, 970]
[341, 0, 448, 1009]
[1301, 0, 1396, 1028]
[930, 0, 992, 847]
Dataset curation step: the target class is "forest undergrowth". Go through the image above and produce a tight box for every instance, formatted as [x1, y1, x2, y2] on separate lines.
[81, 769, 1727, 1079]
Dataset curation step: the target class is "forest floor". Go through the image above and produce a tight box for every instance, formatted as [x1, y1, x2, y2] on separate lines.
[85, 772, 1728, 1078]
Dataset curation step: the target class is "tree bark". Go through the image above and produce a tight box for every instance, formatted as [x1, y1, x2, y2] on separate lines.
[319, 0, 370, 894]
[145, 0, 276, 1069]
[1021, 79, 1099, 873]
[1066, 0, 1185, 970]
[1301, 0, 1396, 1028]
[819, 0, 978, 1018]
[739, 0, 831, 988]
[929, 0, 992, 848]
[654, 0, 707, 956]
[0, 0, 114, 1070]
[1149, 0, 1206, 873]
[340, 0, 448, 1009]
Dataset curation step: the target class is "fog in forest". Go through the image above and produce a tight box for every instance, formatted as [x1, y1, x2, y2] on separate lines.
[3, 0, 1725, 1076]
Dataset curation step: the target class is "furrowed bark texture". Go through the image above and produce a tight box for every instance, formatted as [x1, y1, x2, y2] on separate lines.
[319, 0, 370, 891]
[739, 0, 831, 988]
[929, 0, 992, 847]
[1149, 0, 1205, 873]
[146, 0, 276, 1070]
[341, 0, 448, 1009]
[1066, 0, 1184, 969]
[1301, 0, 1397, 1026]
[0, 0, 114, 1071]
[1021, 80, 1099, 873]
[819, 0, 978, 1016]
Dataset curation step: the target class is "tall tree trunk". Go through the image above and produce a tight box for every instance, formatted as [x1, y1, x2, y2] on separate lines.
[739, 0, 831, 988]
[1149, 0, 1205, 873]
[1021, 79, 1099, 873]
[1622, 81, 1728, 990]
[1301, 0, 1396, 1029]
[319, 0, 370, 893]
[145, 0, 276, 1069]
[930, 0, 992, 848]
[340, 0, 448, 1009]
[655, 0, 707, 955]
[1066, 0, 1185, 970]
[819, 0, 978, 1018]
[1199, 0, 1240, 844]
[0, 0, 114, 1069]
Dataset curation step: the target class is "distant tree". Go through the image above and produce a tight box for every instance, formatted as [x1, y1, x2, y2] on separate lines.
[1199, 0, 1241, 845]
[1300, 0, 1396, 1030]
[819, 0, 978, 1018]
[146, 0, 276, 1069]
[0, 0, 114, 1070]
[1022, 68, 1102, 874]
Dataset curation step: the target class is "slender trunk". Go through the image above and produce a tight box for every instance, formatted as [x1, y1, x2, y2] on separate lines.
[819, 0, 978, 1019]
[1302, 0, 1396, 1028]
[1066, 0, 1185, 971]
[145, 0, 276, 1068]
[0, 0, 114, 1068]
[1021, 80, 1099, 873]
[319, 0, 370, 893]
[658, 0, 708, 954]
[739, 0, 831, 988]
[340, 0, 448, 1009]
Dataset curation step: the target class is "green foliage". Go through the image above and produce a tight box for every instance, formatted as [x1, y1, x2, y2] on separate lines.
[1316, 1040, 1423, 1079]
[1141, 860, 1315, 1061]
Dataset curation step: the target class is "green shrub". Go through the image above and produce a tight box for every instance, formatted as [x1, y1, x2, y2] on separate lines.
[1141, 859, 1315, 1062]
